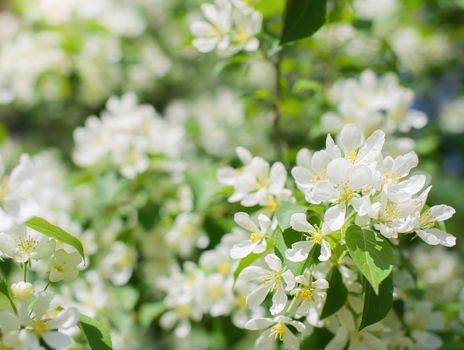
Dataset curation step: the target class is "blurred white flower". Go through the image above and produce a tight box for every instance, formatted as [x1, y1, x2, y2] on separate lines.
[191, 0, 262, 56]
[49, 249, 82, 283]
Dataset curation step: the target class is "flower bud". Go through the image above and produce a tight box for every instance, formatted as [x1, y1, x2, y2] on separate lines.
[11, 281, 34, 300]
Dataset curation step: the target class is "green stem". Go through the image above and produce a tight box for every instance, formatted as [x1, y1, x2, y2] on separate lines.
[23, 262, 27, 283]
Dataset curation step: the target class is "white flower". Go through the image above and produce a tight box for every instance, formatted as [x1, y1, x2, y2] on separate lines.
[326, 308, 389, 350]
[73, 92, 183, 178]
[322, 70, 427, 136]
[291, 268, 328, 320]
[191, 0, 262, 56]
[165, 212, 209, 258]
[0, 154, 38, 231]
[230, 212, 271, 259]
[404, 301, 445, 350]
[0, 310, 34, 350]
[239, 254, 295, 315]
[48, 249, 82, 283]
[0, 226, 55, 263]
[100, 242, 137, 285]
[245, 315, 305, 350]
[11, 281, 34, 301]
[19, 292, 80, 350]
[230, 156, 292, 211]
[217, 147, 253, 187]
[286, 211, 336, 263]
[415, 205, 456, 247]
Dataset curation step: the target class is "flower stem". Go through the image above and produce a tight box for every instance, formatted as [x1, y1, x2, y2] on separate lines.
[271, 51, 283, 160]
[23, 262, 27, 282]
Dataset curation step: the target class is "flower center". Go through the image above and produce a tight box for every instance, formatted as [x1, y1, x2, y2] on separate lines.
[420, 211, 435, 228]
[175, 305, 190, 319]
[17, 237, 38, 254]
[338, 183, 356, 204]
[382, 203, 400, 221]
[270, 323, 287, 340]
[250, 232, 263, 242]
[298, 288, 314, 299]
[261, 271, 282, 291]
[33, 320, 48, 334]
[267, 196, 279, 213]
[346, 149, 359, 163]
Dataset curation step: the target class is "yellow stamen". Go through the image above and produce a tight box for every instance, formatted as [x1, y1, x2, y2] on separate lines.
[250, 232, 263, 242]
[298, 288, 314, 299]
[270, 323, 287, 340]
[33, 321, 47, 334]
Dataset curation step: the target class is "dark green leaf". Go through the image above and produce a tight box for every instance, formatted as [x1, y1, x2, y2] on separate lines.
[79, 314, 112, 350]
[25, 217, 85, 261]
[276, 202, 307, 230]
[280, 0, 327, 44]
[345, 225, 393, 294]
[320, 266, 347, 319]
[360, 273, 393, 330]
[139, 302, 166, 327]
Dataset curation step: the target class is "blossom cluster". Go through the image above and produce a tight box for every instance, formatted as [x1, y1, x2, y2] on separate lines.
[190, 0, 262, 56]
[216, 124, 456, 350]
[73, 92, 184, 178]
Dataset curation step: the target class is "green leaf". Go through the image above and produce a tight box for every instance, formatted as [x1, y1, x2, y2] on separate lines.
[360, 273, 393, 330]
[25, 217, 85, 261]
[276, 202, 307, 230]
[234, 243, 274, 280]
[345, 225, 393, 294]
[320, 266, 347, 319]
[185, 169, 221, 212]
[79, 314, 112, 350]
[0, 276, 16, 313]
[280, 0, 327, 44]
[139, 302, 166, 327]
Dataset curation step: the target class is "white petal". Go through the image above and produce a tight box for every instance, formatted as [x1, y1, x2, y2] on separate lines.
[244, 317, 274, 330]
[239, 266, 268, 281]
[230, 240, 256, 260]
[290, 213, 314, 233]
[234, 212, 258, 232]
[285, 241, 313, 262]
[246, 284, 271, 307]
[339, 124, 363, 153]
[264, 254, 282, 271]
[283, 328, 300, 350]
[43, 331, 72, 349]
[348, 165, 372, 189]
[327, 158, 351, 184]
[324, 204, 346, 231]
[416, 229, 456, 247]
[236, 147, 252, 164]
[429, 205, 455, 222]
[257, 214, 271, 232]
[319, 240, 332, 262]
[48, 308, 79, 329]
[270, 285, 287, 315]
[313, 278, 329, 290]
[0, 311, 19, 333]
[282, 270, 295, 290]
[292, 166, 313, 187]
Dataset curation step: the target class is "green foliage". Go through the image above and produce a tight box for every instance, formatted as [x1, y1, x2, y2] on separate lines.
[360, 273, 393, 330]
[280, 0, 327, 44]
[275, 201, 307, 230]
[139, 302, 166, 327]
[345, 225, 393, 294]
[320, 266, 347, 319]
[25, 217, 85, 261]
[79, 314, 113, 350]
